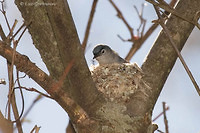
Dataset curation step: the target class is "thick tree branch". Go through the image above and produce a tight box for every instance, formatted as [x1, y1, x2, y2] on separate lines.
[14, 0, 105, 118]
[153, 4, 200, 95]
[142, 0, 200, 108]
[0, 41, 96, 128]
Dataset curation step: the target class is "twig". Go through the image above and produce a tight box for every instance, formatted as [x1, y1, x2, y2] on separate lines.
[6, 43, 16, 122]
[82, 0, 99, 52]
[14, 95, 43, 130]
[7, 20, 18, 41]
[117, 34, 132, 42]
[109, 0, 135, 42]
[15, 86, 53, 99]
[152, 106, 169, 121]
[4, 25, 23, 132]
[0, 24, 6, 40]
[125, 0, 178, 61]
[14, 73, 26, 84]
[153, 5, 200, 96]
[109, 0, 146, 61]
[162, 102, 169, 133]
[0, 41, 93, 127]
[12, 71, 25, 124]
[6, 41, 23, 133]
[17, 21, 31, 43]
[21, 95, 43, 123]
[5, 20, 29, 126]
[146, 0, 200, 30]
[11, 23, 25, 41]
[30, 125, 41, 133]
[134, 4, 146, 37]
[0, 0, 11, 30]
[157, 129, 164, 133]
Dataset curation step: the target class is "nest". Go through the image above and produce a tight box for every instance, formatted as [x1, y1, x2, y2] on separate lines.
[91, 63, 146, 102]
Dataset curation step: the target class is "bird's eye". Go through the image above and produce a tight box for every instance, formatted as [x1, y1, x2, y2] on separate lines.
[101, 49, 105, 54]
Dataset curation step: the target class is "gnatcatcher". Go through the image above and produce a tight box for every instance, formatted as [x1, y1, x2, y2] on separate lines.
[93, 44, 128, 65]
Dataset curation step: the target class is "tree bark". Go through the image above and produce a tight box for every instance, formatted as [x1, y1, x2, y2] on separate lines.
[14, 0, 105, 131]
[14, 0, 105, 116]
[142, 0, 199, 109]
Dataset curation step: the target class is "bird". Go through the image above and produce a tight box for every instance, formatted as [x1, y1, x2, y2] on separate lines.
[92, 44, 128, 65]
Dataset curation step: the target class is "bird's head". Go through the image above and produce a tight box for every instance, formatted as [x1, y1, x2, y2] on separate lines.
[93, 44, 127, 65]
[93, 44, 112, 59]
[92, 44, 113, 65]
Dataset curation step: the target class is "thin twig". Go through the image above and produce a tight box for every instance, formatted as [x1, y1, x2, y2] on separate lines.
[6, 49, 14, 121]
[125, 0, 178, 61]
[157, 129, 165, 133]
[12, 71, 25, 123]
[11, 23, 25, 41]
[152, 106, 169, 121]
[0, 24, 6, 40]
[4, 19, 30, 126]
[109, 0, 145, 62]
[109, 0, 135, 41]
[21, 95, 43, 123]
[30, 125, 41, 133]
[0, 10, 12, 120]
[117, 34, 132, 42]
[17, 21, 31, 43]
[7, 20, 18, 41]
[82, 0, 99, 52]
[153, 5, 200, 96]
[14, 73, 26, 84]
[5, 27, 23, 132]
[162, 102, 169, 133]
[14, 95, 43, 130]
[0, 41, 93, 127]
[146, 0, 200, 29]
[134, 4, 146, 37]
[7, 42, 23, 133]
[0, 0, 11, 30]
[15, 86, 53, 99]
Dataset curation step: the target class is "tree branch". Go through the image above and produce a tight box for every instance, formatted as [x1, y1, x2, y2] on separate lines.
[141, 0, 200, 108]
[0, 41, 95, 127]
[109, 0, 135, 41]
[14, 0, 105, 118]
[153, 4, 200, 95]
[82, 0, 99, 52]
[125, 0, 178, 61]
[146, 0, 200, 29]
[0, 111, 13, 133]
[162, 102, 169, 133]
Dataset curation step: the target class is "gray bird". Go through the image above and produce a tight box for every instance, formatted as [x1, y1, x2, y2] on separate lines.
[93, 44, 128, 65]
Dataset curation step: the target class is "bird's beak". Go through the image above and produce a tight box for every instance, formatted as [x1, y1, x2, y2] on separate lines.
[93, 54, 99, 59]
[93, 55, 97, 59]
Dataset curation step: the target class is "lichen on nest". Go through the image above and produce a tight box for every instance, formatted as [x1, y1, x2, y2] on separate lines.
[90, 63, 146, 102]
